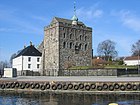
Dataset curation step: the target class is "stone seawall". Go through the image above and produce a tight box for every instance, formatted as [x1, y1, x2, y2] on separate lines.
[0, 80, 140, 93]
[62, 69, 117, 76]
[0, 76, 140, 93]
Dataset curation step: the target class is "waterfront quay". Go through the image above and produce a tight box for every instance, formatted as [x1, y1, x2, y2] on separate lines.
[0, 76, 140, 93]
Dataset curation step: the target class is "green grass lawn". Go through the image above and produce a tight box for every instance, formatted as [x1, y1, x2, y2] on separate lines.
[68, 65, 138, 70]
[104, 65, 137, 69]
[69, 66, 93, 70]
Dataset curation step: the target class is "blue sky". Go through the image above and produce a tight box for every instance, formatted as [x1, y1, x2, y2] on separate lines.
[0, 0, 140, 61]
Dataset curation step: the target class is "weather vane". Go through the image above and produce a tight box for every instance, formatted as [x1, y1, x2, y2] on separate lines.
[74, 0, 76, 15]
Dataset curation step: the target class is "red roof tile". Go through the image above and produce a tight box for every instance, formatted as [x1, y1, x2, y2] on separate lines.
[124, 56, 140, 60]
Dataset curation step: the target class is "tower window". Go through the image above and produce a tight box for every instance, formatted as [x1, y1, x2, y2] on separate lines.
[63, 42, 66, 48]
[70, 34, 72, 39]
[70, 42, 73, 49]
[80, 35, 82, 40]
[85, 44, 87, 50]
[85, 36, 87, 41]
[63, 33, 66, 38]
[79, 44, 82, 50]
[75, 45, 79, 54]
[68, 56, 70, 61]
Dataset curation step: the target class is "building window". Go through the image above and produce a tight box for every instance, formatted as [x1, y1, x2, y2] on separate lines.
[80, 35, 82, 40]
[85, 44, 87, 50]
[63, 33, 66, 38]
[70, 42, 73, 49]
[79, 44, 82, 50]
[75, 45, 79, 54]
[28, 57, 31, 62]
[28, 64, 31, 69]
[37, 64, 40, 69]
[70, 34, 72, 39]
[85, 36, 87, 41]
[63, 42, 66, 48]
[37, 58, 40, 62]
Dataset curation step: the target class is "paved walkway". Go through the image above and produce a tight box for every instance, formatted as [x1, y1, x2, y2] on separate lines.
[1, 76, 140, 82]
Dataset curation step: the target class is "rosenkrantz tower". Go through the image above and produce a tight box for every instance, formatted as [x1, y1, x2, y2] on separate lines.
[40, 2, 92, 76]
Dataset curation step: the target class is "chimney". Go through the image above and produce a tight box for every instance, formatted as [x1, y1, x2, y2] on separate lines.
[97, 57, 100, 59]
[30, 41, 32, 46]
[24, 45, 26, 49]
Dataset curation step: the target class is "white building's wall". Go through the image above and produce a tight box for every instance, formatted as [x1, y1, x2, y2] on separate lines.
[22, 56, 41, 71]
[124, 60, 140, 66]
[12, 56, 22, 72]
[3, 68, 17, 78]
[12, 56, 41, 72]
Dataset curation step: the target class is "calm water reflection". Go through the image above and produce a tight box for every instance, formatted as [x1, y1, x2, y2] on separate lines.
[0, 91, 140, 105]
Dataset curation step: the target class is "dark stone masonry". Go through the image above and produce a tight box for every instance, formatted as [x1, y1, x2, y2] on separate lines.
[39, 17, 92, 76]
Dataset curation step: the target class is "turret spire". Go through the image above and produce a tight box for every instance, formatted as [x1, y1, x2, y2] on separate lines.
[72, 0, 78, 25]
[74, 1, 76, 15]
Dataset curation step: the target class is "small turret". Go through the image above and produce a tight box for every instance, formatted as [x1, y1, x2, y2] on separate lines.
[24, 45, 26, 49]
[72, 1, 78, 25]
[30, 41, 32, 46]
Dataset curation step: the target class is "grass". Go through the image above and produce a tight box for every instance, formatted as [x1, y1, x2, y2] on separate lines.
[69, 66, 93, 70]
[104, 65, 137, 69]
[68, 65, 138, 70]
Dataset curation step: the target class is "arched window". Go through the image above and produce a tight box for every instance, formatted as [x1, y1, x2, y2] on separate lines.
[85, 36, 87, 41]
[70, 34, 72, 39]
[68, 56, 71, 61]
[80, 35, 82, 40]
[70, 42, 73, 49]
[79, 44, 82, 50]
[85, 44, 87, 50]
[63, 42, 66, 48]
[63, 33, 66, 38]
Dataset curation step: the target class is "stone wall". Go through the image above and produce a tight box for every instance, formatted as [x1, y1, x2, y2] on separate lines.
[62, 69, 117, 76]
[41, 17, 92, 76]
[58, 19, 92, 70]
[43, 19, 59, 76]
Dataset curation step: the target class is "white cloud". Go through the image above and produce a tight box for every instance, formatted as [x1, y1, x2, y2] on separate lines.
[32, 16, 48, 22]
[93, 31, 136, 56]
[112, 10, 140, 32]
[0, 8, 43, 34]
[76, 6, 103, 21]
[0, 9, 16, 20]
[93, 10, 103, 17]
[0, 28, 16, 32]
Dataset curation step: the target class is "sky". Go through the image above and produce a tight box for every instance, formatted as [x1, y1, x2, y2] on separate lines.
[0, 0, 140, 61]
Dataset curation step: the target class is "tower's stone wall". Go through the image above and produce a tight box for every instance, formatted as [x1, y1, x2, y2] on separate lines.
[43, 19, 60, 76]
[42, 17, 92, 76]
[59, 22, 92, 70]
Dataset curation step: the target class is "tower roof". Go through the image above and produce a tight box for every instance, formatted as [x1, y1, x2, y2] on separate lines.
[71, 1, 78, 25]
[54, 17, 84, 25]
[72, 14, 78, 21]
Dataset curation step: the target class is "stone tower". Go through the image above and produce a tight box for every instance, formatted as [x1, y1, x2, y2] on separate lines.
[40, 16, 92, 76]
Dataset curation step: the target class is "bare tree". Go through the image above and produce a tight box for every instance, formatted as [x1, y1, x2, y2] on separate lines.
[9, 53, 17, 67]
[97, 39, 118, 61]
[131, 40, 140, 56]
[0, 60, 10, 77]
[9, 50, 21, 67]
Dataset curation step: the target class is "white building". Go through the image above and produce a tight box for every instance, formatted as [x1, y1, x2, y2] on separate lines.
[12, 43, 42, 76]
[123, 56, 140, 66]
[3, 68, 17, 78]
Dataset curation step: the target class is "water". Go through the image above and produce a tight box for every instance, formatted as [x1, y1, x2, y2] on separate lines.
[0, 91, 140, 105]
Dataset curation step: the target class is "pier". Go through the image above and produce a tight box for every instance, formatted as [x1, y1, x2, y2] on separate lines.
[0, 76, 140, 93]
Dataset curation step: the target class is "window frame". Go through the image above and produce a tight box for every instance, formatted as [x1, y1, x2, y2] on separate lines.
[28, 64, 31, 69]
